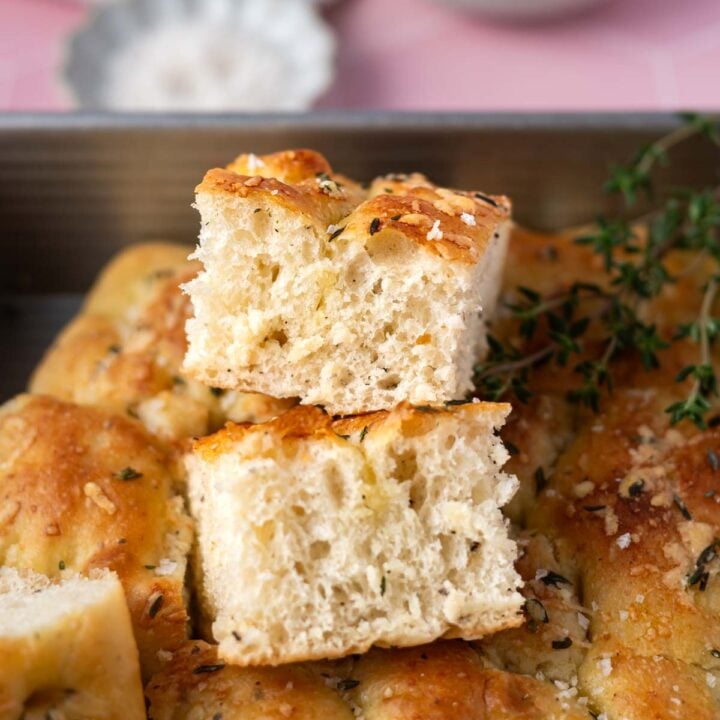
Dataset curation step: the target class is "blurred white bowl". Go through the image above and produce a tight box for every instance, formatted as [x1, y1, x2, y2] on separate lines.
[431, 0, 608, 20]
[64, 0, 335, 111]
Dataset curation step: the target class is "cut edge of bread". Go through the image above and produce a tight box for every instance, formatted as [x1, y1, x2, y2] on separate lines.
[187, 401, 523, 667]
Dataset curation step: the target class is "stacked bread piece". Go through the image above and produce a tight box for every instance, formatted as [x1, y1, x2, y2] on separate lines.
[182, 149, 524, 667]
[184, 151, 510, 413]
[188, 402, 521, 666]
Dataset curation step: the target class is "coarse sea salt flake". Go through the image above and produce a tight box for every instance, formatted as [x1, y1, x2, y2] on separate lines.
[155, 558, 178, 577]
[616, 532, 631, 549]
[426, 220, 443, 241]
[598, 656, 612, 677]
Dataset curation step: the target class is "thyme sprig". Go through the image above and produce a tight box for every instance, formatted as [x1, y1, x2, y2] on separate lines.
[474, 114, 720, 427]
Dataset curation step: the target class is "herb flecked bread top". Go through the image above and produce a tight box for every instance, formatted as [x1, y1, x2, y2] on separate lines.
[184, 149, 511, 413]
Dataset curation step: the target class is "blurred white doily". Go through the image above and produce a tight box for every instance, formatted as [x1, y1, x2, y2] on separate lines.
[63, 0, 336, 111]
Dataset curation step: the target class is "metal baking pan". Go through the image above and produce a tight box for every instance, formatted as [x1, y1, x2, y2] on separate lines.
[1, 112, 718, 401]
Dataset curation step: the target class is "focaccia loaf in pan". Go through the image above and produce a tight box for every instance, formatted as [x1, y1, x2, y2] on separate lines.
[183, 150, 510, 415]
[11, 141, 720, 720]
[0, 394, 192, 679]
[0, 568, 145, 720]
[29, 242, 294, 442]
[186, 402, 523, 666]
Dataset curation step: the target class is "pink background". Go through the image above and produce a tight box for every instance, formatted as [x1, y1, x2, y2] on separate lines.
[1, 0, 719, 111]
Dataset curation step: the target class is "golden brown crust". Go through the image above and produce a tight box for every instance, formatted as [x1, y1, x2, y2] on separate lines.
[580, 646, 719, 720]
[30, 243, 196, 415]
[193, 401, 510, 460]
[0, 394, 192, 678]
[145, 641, 589, 720]
[527, 379, 720, 693]
[30, 242, 196, 409]
[198, 149, 366, 228]
[350, 642, 589, 719]
[360, 175, 511, 264]
[475, 531, 588, 685]
[197, 150, 510, 266]
[145, 641, 354, 720]
[227, 148, 350, 188]
[500, 224, 602, 297]
[198, 168, 356, 224]
[83, 242, 194, 318]
[192, 405, 330, 458]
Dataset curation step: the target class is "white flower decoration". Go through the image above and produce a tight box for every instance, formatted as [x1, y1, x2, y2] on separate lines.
[65, 0, 335, 111]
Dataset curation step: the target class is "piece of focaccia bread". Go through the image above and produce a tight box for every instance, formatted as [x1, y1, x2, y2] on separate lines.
[0, 394, 192, 678]
[144, 640, 591, 720]
[0, 568, 145, 720]
[30, 242, 294, 442]
[186, 401, 523, 666]
[183, 149, 510, 414]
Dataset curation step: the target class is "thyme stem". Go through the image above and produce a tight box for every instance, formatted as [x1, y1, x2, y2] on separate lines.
[636, 121, 703, 176]
[691, 278, 719, 402]
[476, 344, 556, 380]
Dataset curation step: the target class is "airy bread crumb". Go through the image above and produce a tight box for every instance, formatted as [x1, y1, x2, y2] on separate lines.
[0, 568, 145, 720]
[183, 150, 511, 414]
[186, 402, 523, 666]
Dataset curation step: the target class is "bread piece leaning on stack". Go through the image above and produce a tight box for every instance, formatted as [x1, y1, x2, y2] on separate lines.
[0, 568, 145, 720]
[187, 402, 523, 666]
[183, 150, 511, 414]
